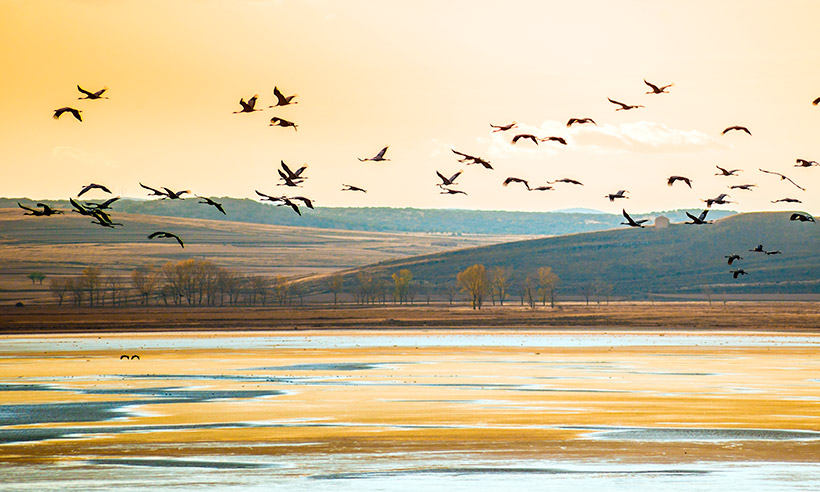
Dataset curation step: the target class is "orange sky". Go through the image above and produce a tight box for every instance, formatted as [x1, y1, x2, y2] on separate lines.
[1, 0, 819, 214]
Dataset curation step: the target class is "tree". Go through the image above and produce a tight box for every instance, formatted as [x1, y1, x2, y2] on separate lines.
[391, 269, 413, 304]
[107, 276, 127, 307]
[457, 264, 487, 310]
[355, 272, 373, 304]
[328, 275, 343, 305]
[489, 266, 511, 306]
[48, 278, 69, 306]
[80, 266, 103, 306]
[28, 272, 46, 285]
[537, 267, 560, 308]
[445, 282, 459, 305]
[131, 265, 159, 305]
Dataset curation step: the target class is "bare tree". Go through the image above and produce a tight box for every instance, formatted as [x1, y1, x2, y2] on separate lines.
[489, 266, 512, 306]
[80, 266, 103, 306]
[131, 265, 159, 305]
[328, 275, 343, 305]
[48, 277, 69, 306]
[107, 276, 127, 307]
[537, 267, 560, 308]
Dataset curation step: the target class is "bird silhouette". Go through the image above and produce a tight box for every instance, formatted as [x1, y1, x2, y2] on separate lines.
[731, 269, 747, 279]
[436, 170, 462, 187]
[270, 86, 297, 107]
[197, 196, 226, 214]
[84, 196, 120, 210]
[139, 182, 170, 198]
[567, 117, 596, 127]
[715, 165, 742, 176]
[729, 184, 756, 191]
[120, 354, 130, 360]
[703, 193, 733, 208]
[130, 355, 140, 360]
[490, 122, 517, 132]
[53, 107, 82, 121]
[277, 170, 304, 187]
[685, 209, 711, 225]
[644, 79, 673, 94]
[342, 184, 367, 193]
[813, 97, 820, 106]
[277, 161, 307, 186]
[91, 213, 122, 228]
[608, 98, 644, 111]
[725, 254, 742, 265]
[539, 136, 567, 145]
[621, 209, 648, 228]
[795, 159, 819, 167]
[772, 198, 802, 203]
[77, 85, 108, 99]
[790, 212, 815, 223]
[722, 126, 751, 135]
[451, 149, 493, 169]
[440, 187, 467, 195]
[269, 117, 298, 130]
[503, 177, 530, 190]
[759, 168, 805, 191]
[77, 183, 112, 197]
[765, 250, 782, 255]
[511, 134, 539, 145]
[148, 231, 184, 248]
[529, 185, 554, 191]
[606, 190, 629, 202]
[161, 187, 190, 200]
[359, 146, 390, 162]
[549, 178, 584, 186]
[18, 202, 63, 216]
[289, 196, 314, 209]
[234, 95, 261, 113]
[667, 176, 692, 188]
[749, 244, 765, 253]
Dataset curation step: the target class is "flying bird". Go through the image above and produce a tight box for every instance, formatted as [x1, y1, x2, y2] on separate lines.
[795, 159, 819, 167]
[729, 184, 756, 191]
[703, 193, 733, 208]
[730, 269, 748, 279]
[234, 95, 261, 113]
[53, 107, 82, 121]
[269, 117, 298, 130]
[289, 196, 314, 209]
[503, 177, 530, 190]
[342, 184, 367, 193]
[765, 250, 782, 255]
[277, 170, 304, 187]
[549, 178, 584, 186]
[197, 196, 226, 215]
[161, 187, 190, 200]
[77, 85, 108, 99]
[270, 86, 297, 107]
[790, 212, 815, 223]
[540, 136, 567, 145]
[148, 231, 184, 248]
[140, 182, 168, 198]
[451, 149, 493, 169]
[511, 134, 539, 145]
[436, 170, 462, 187]
[759, 168, 806, 191]
[608, 97, 644, 111]
[606, 190, 629, 202]
[813, 97, 820, 106]
[90, 212, 122, 228]
[667, 176, 692, 188]
[749, 244, 765, 253]
[621, 209, 648, 228]
[440, 187, 467, 195]
[529, 185, 554, 192]
[685, 209, 711, 225]
[77, 183, 112, 197]
[722, 126, 751, 135]
[18, 203, 63, 216]
[715, 165, 742, 176]
[725, 254, 742, 265]
[644, 79, 673, 94]
[278, 161, 308, 185]
[567, 117, 596, 127]
[359, 146, 390, 162]
[84, 196, 120, 210]
[772, 198, 802, 203]
[490, 122, 517, 132]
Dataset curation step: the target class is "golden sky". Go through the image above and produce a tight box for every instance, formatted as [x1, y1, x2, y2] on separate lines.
[2, 0, 819, 214]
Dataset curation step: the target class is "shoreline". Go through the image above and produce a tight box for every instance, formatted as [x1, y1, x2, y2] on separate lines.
[2, 302, 819, 334]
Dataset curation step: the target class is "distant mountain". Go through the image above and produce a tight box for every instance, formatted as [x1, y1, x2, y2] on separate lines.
[2, 197, 738, 236]
[301, 212, 820, 299]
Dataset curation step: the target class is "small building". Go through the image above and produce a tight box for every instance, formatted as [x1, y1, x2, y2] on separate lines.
[654, 215, 669, 228]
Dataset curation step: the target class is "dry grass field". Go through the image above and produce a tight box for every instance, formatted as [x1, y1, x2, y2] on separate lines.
[0, 208, 517, 305]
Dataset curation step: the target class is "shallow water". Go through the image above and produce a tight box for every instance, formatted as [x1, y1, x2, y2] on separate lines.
[1, 331, 819, 490]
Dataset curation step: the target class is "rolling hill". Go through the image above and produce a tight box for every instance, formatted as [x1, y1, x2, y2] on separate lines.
[301, 212, 820, 299]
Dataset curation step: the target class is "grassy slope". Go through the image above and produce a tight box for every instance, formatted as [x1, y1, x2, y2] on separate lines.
[304, 212, 820, 298]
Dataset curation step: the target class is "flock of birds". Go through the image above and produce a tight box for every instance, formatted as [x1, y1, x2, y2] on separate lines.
[22, 82, 820, 281]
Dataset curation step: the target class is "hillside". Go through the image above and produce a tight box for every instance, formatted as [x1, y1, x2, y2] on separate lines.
[2, 197, 738, 236]
[303, 212, 820, 299]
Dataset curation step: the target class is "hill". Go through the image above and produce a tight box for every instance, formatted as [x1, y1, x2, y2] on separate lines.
[2, 197, 737, 236]
[301, 212, 820, 299]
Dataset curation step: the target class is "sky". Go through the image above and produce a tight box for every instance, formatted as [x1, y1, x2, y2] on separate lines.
[1, 0, 819, 214]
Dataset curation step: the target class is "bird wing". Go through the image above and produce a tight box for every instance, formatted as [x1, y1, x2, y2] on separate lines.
[783, 176, 806, 191]
[449, 171, 462, 182]
[375, 146, 388, 159]
[436, 171, 448, 184]
[698, 209, 709, 222]
[608, 98, 628, 108]
[280, 161, 296, 178]
[140, 182, 164, 195]
[621, 209, 634, 223]
[77, 85, 94, 97]
[273, 86, 286, 105]
[644, 80, 660, 92]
